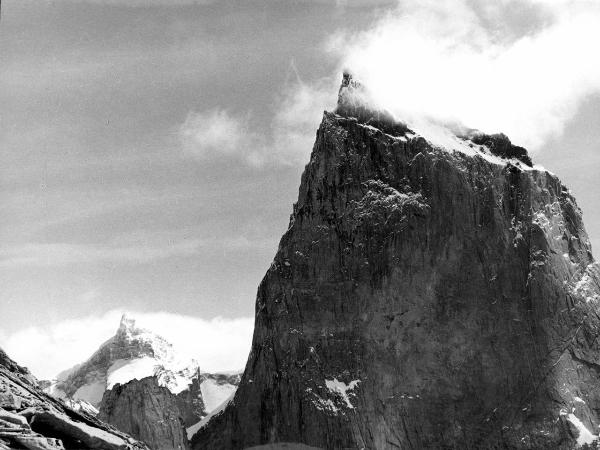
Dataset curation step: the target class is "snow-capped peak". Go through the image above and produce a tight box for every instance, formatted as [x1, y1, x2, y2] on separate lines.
[47, 315, 199, 406]
[116, 313, 137, 335]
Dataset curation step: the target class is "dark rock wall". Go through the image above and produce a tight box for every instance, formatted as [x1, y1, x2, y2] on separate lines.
[193, 111, 600, 449]
[174, 376, 205, 428]
[99, 377, 189, 450]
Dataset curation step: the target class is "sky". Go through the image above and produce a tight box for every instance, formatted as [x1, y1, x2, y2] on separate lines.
[0, 0, 598, 379]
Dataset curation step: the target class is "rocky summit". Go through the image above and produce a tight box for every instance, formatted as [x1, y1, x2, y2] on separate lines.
[192, 74, 600, 449]
[0, 348, 149, 450]
[48, 315, 196, 408]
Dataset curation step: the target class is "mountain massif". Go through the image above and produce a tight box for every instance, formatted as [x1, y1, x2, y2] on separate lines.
[0, 347, 149, 450]
[45, 316, 239, 450]
[191, 74, 600, 449]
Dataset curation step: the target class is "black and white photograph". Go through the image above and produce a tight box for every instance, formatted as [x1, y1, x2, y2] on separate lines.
[1, 0, 599, 449]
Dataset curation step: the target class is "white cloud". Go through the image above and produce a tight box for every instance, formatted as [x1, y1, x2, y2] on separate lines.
[179, 109, 251, 160]
[248, 78, 337, 167]
[0, 309, 254, 380]
[179, 79, 337, 167]
[332, 0, 600, 150]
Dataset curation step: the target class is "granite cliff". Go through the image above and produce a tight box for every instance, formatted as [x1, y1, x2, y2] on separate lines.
[98, 377, 189, 450]
[192, 74, 600, 449]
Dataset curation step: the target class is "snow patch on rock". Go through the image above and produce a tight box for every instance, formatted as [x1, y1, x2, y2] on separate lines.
[325, 378, 361, 409]
[567, 413, 598, 447]
[107, 357, 159, 390]
[356, 120, 540, 172]
[200, 378, 237, 412]
[73, 380, 105, 406]
[188, 391, 235, 438]
[572, 263, 600, 303]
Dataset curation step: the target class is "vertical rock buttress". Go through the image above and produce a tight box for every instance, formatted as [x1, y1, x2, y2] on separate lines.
[192, 85, 600, 449]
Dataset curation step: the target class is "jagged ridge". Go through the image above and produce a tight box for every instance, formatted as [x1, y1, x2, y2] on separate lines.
[49, 315, 198, 407]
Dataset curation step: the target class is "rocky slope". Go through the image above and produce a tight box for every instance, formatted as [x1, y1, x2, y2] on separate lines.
[0, 348, 149, 450]
[45, 315, 239, 449]
[192, 74, 600, 449]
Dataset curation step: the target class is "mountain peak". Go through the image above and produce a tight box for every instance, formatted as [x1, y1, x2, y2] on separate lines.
[335, 72, 532, 167]
[193, 80, 599, 449]
[337, 71, 361, 104]
[117, 313, 137, 334]
[335, 71, 409, 137]
[48, 314, 203, 407]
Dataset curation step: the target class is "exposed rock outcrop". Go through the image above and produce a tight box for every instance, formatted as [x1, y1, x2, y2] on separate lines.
[192, 75, 600, 449]
[98, 377, 189, 450]
[0, 348, 149, 450]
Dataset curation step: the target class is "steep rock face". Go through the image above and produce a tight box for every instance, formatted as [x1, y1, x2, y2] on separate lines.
[193, 80, 600, 449]
[173, 376, 205, 428]
[0, 348, 149, 450]
[98, 377, 189, 450]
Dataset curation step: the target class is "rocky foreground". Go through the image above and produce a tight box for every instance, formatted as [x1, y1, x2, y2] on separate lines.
[0, 348, 149, 450]
[192, 75, 600, 449]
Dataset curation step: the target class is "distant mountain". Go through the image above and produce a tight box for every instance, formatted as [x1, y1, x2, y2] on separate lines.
[44, 315, 239, 450]
[0, 347, 149, 449]
[192, 74, 600, 449]
[47, 315, 199, 407]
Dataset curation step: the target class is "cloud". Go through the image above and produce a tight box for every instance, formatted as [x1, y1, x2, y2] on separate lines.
[179, 78, 337, 167]
[331, 0, 600, 150]
[0, 309, 254, 380]
[179, 109, 252, 160]
[266, 78, 338, 166]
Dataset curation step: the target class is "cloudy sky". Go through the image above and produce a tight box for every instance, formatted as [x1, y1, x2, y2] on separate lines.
[1, 0, 599, 379]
